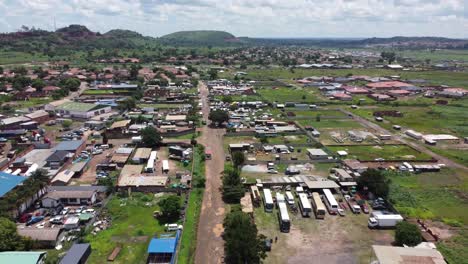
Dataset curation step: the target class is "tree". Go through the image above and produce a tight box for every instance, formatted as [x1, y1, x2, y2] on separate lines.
[222, 167, 244, 203]
[208, 68, 218, 80]
[158, 195, 181, 220]
[130, 64, 140, 80]
[0, 217, 26, 251]
[222, 95, 233, 104]
[0, 66, 3, 74]
[381, 51, 396, 64]
[141, 126, 162, 147]
[316, 114, 321, 122]
[223, 208, 266, 264]
[208, 110, 229, 127]
[232, 151, 245, 168]
[395, 222, 422, 246]
[357, 169, 390, 198]
[117, 97, 136, 111]
[62, 120, 72, 129]
[31, 79, 46, 91]
[61, 78, 81, 91]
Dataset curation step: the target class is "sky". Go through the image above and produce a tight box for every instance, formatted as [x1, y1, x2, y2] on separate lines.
[0, 0, 466, 38]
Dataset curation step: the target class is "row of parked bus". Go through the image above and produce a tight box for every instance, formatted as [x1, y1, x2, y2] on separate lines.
[262, 187, 341, 232]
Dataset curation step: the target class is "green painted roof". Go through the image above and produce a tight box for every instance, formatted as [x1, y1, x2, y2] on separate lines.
[0, 251, 45, 264]
[56, 102, 105, 112]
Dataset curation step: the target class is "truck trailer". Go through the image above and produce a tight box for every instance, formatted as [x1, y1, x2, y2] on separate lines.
[368, 212, 403, 228]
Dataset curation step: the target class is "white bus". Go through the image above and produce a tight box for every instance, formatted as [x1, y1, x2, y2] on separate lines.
[403, 162, 414, 172]
[162, 160, 169, 173]
[323, 189, 339, 214]
[298, 193, 312, 217]
[144, 151, 158, 173]
[285, 191, 295, 206]
[275, 192, 285, 206]
[277, 202, 290, 232]
[263, 188, 274, 212]
[311, 192, 326, 219]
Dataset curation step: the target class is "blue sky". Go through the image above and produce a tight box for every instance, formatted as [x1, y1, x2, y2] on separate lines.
[0, 0, 466, 38]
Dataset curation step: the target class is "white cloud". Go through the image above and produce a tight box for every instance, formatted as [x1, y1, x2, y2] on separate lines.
[0, 0, 466, 38]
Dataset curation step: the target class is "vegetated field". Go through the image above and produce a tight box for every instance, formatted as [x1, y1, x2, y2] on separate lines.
[298, 119, 363, 129]
[350, 103, 468, 137]
[327, 144, 432, 161]
[266, 134, 313, 145]
[256, 86, 319, 103]
[387, 168, 468, 264]
[254, 196, 394, 264]
[398, 49, 468, 62]
[216, 94, 262, 102]
[240, 68, 468, 88]
[177, 145, 205, 264]
[223, 135, 259, 151]
[5, 98, 53, 111]
[428, 146, 468, 167]
[272, 108, 349, 119]
[85, 193, 176, 264]
[0, 50, 50, 64]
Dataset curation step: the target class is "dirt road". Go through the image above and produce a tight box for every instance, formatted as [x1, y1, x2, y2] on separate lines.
[195, 82, 226, 264]
[343, 109, 468, 171]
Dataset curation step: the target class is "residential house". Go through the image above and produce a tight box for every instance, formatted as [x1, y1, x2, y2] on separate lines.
[17, 228, 63, 248]
[41, 189, 97, 208]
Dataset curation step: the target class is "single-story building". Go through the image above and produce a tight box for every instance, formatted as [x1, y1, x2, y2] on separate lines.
[0, 116, 31, 130]
[59, 243, 91, 264]
[17, 228, 63, 248]
[307, 148, 329, 160]
[147, 231, 180, 264]
[46, 150, 72, 168]
[41, 189, 97, 208]
[51, 170, 75, 186]
[55, 102, 112, 119]
[54, 140, 85, 153]
[371, 245, 446, 264]
[84, 120, 106, 130]
[25, 110, 50, 124]
[117, 164, 169, 192]
[132, 148, 153, 164]
[0, 251, 47, 264]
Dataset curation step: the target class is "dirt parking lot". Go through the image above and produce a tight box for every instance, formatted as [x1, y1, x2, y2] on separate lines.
[254, 205, 394, 264]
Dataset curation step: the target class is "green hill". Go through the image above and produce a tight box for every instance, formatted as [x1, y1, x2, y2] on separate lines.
[159, 30, 239, 46]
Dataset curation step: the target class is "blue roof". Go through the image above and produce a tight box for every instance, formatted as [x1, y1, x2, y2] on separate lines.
[147, 231, 180, 254]
[147, 237, 177, 254]
[55, 140, 84, 151]
[0, 172, 26, 197]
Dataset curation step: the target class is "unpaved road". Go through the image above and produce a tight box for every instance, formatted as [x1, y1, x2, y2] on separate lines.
[343, 109, 468, 171]
[195, 82, 226, 264]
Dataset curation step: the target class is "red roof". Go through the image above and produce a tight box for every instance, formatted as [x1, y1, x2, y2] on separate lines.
[388, 90, 410, 95]
[366, 81, 413, 89]
[343, 86, 369, 94]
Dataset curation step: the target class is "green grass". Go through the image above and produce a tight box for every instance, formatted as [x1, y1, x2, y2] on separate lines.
[241, 68, 468, 88]
[177, 145, 206, 264]
[85, 193, 170, 264]
[428, 147, 468, 167]
[437, 230, 468, 264]
[138, 103, 187, 109]
[257, 86, 319, 103]
[298, 119, 363, 129]
[327, 144, 432, 161]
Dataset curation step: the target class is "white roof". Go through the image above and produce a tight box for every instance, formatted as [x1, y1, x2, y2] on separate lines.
[372, 245, 446, 264]
[307, 148, 328, 156]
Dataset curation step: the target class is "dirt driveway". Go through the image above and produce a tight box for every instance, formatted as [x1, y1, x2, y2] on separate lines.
[195, 83, 226, 264]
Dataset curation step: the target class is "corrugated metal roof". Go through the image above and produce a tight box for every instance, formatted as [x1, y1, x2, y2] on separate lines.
[0, 172, 26, 197]
[59, 243, 90, 264]
[0, 251, 46, 264]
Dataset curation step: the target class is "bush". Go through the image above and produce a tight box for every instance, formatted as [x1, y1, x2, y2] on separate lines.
[395, 222, 422, 246]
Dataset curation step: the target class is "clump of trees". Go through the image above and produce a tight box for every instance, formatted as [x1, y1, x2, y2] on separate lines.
[395, 221, 422, 246]
[223, 207, 266, 264]
[117, 97, 136, 111]
[158, 195, 182, 221]
[357, 169, 390, 198]
[0, 217, 33, 251]
[381, 51, 396, 64]
[140, 126, 162, 147]
[222, 166, 245, 203]
[208, 109, 229, 127]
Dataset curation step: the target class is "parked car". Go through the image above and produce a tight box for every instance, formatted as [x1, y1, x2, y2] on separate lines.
[49, 216, 64, 225]
[337, 208, 346, 217]
[26, 216, 44, 226]
[61, 207, 70, 215]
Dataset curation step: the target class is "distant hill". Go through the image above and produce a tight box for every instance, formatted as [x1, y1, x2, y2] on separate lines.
[159, 30, 240, 46]
[104, 29, 144, 38]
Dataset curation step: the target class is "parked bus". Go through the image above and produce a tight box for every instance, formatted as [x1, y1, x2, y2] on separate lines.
[285, 191, 295, 206]
[311, 192, 326, 219]
[323, 189, 339, 214]
[145, 151, 158, 173]
[263, 188, 274, 212]
[298, 193, 312, 217]
[205, 148, 212, 160]
[277, 202, 290, 232]
[275, 192, 285, 207]
[162, 160, 169, 173]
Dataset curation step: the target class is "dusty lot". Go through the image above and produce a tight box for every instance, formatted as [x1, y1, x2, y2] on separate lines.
[255, 207, 394, 264]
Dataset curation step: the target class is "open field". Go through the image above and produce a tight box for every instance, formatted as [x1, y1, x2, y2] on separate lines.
[327, 144, 432, 161]
[85, 193, 175, 264]
[257, 86, 320, 103]
[223, 135, 259, 151]
[298, 119, 363, 129]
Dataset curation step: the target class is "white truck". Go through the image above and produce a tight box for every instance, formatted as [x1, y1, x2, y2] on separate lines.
[368, 212, 403, 228]
[345, 195, 361, 214]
